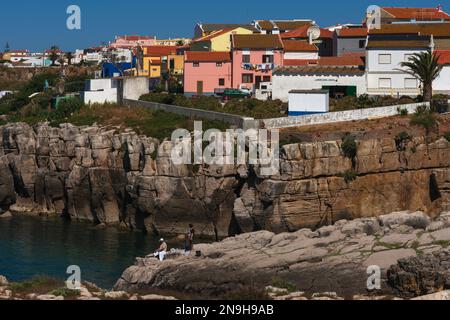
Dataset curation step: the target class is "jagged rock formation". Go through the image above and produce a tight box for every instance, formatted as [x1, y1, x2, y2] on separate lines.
[2, 122, 450, 237]
[388, 250, 450, 297]
[114, 212, 450, 298]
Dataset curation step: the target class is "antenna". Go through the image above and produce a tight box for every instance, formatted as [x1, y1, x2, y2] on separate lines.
[307, 25, 321, 44]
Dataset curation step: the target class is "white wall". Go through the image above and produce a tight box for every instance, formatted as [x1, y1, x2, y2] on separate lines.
[272, 73, 366, 102]
[283, 52, 319, 60]
[434, 66, 450, 94]
[85, 79, 118, 91]
[289, 92, 329, 113]
[366, 49, 424, 96]
[82, 89, 118, 104]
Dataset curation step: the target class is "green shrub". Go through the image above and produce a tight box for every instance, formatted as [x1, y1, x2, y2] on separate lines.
[397, 107, 408, 116]
[341, 170, 358, 183]
[51, 97, 83, 121]
[49, 287, 80, 298]
[395, 132, 412, 151]
[9, 276, 64, 294]
[341, 135, 358, 159]
[444, 132, 450, 142]
[410, 107, 436, 132]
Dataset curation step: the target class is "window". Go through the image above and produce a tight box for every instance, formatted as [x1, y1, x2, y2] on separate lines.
[404, 54, 414, 62]
[263, 76, 271, 82]
[405, 78, 418, 89]
[193, 62, 200, 67]
[169, 59, 175, 70]
[219, 78, 225, 86]
[242, 55, 250, 63]
[378, 54, 391, 64]
[216, 62, 223, 67]
[379, 78, 392, 88]
[359, 40, 366, 48]
[242, 74, 254, 84]
[262, 55, 274, 64]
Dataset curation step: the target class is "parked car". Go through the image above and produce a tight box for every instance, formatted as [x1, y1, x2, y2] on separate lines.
[222, 88, 251, 100]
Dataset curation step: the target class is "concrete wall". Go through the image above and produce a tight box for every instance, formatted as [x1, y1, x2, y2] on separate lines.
[336, 38, 365, 56]
[85, 79, 118, 91]
[82, 88, 118, 104]
[123, 99, 256, 129]
[434, 66, 450, 94]
[261, 102, 429, 129]
[272, 73, 366, 102]
[289, 91, 329, 115]
[122, 77, 149, 100]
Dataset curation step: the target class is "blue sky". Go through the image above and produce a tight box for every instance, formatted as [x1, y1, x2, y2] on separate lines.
[1, 0, 449, 51]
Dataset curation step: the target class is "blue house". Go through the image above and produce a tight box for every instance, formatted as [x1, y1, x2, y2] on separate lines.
[102, 57, 137, 78]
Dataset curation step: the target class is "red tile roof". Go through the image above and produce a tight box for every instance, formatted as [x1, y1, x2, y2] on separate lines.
[280, 26, 334, 39]
[144, 46, 178, 56]
[232, 34, 284, 49]
[283, 54, 365, 67]
[282, 40, 318, 52]
[337, 27, 368, 38]
[436, 50, 450, 64]
[369, 23, 450, 36]
[381, 7, 450, 20]
[185, 51, 231, 62]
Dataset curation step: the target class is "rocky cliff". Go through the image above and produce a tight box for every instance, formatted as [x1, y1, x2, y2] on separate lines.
[114, 211, 450, 298]
[1, 122, 450, 237]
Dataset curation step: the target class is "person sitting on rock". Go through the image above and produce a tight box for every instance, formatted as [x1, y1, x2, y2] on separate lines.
[153, 239, 168, 262]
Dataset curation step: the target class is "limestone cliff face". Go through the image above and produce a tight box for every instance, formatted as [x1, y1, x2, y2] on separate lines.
[1, 122, 450, 237]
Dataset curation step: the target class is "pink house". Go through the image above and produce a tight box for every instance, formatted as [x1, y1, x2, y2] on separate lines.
[184, 51, 232, 96]
[231, 34, 284, 91]
[110, 35, 157, 49]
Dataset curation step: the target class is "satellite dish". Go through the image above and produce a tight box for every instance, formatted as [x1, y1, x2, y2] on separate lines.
[307, 25, 321, 44]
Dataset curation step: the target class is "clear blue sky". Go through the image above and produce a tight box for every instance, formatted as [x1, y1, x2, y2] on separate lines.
[1, 0, 449, 51]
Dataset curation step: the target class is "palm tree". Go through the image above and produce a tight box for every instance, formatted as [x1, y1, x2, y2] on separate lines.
[65, 52, 74, 65]
[400, 50, 443, 102]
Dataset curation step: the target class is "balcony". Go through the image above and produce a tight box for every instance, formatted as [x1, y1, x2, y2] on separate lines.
[241, 63, 274, 72]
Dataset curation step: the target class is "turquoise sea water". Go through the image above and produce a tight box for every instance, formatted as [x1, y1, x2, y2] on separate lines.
[0, 215, 170, 289]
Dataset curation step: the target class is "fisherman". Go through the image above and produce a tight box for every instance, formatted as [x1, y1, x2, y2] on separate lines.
[154, 238, 168, 262]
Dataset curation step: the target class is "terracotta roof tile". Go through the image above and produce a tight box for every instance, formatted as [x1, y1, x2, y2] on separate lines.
[369, 23, 450, 36]
[436, 50, 450, 64]
[281, 26, 333, 39]
[366, 40, 431, 49]
[337, 27, 368, 38]
[185, 51, 231, 62]
[283, 54, 365, 67]
[381, 7, 450, 20]
[282, 40, 318, 52]
[143, 46, 178, 56]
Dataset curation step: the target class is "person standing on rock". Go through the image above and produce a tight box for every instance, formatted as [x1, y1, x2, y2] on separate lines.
[154, 239, 168, 262]
[184, 224, 195, 256]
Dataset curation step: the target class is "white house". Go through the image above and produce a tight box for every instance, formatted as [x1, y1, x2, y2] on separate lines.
[272, 55, 367, 102]
[82, 79, 118, 104]
[366, 39, 429, 96]
[434, 50, 450, 94]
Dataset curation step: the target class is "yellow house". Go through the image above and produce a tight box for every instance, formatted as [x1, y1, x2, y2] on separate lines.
[137, 46, 178, 78]
[190, 27, 254, 52]
[166, 54, 184, 75]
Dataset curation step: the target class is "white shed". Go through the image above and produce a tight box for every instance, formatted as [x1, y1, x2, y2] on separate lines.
[288, 90, 329, 116]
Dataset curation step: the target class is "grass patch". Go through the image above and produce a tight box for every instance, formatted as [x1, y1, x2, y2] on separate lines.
[223, 285, 271, 300]
[375, 241, 404, 250]
[49, 287, 80, 298]
[432, 240, 450, 248]
[270, 277, 297, 293]
[8, 276, 64, 295]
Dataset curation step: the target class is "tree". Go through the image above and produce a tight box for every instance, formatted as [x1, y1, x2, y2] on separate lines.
[65, 52, 74, 65]
[49, 45, 60, 66]
[400, 50, 443, 102]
